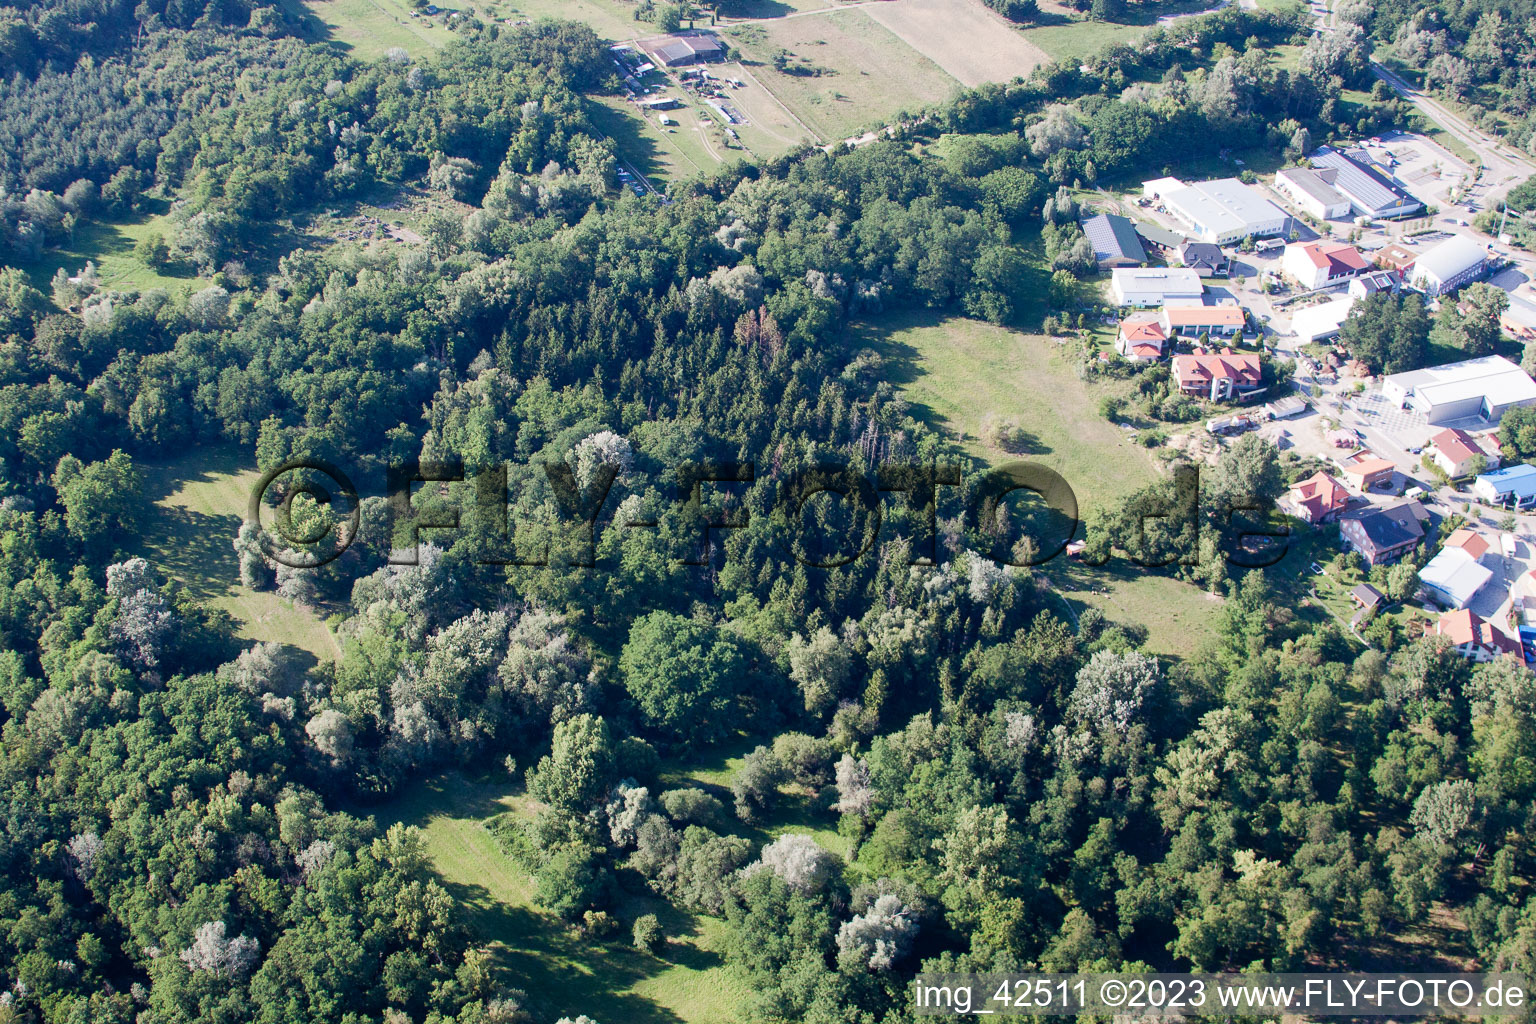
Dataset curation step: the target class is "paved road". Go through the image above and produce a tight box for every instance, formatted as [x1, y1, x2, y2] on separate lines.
[1369, 62, 1536, 199]
[1310, 0, 1533, 200]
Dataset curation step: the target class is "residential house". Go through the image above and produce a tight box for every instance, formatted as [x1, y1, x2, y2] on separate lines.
[1349, 270, 1400, 299]
[1428, 427, 1496, 478]
[1281, 240, 1371, 290]
[1475, 463, 1536, 508]
[1177, 240, 1229, 277]
[1435, 608, 1521, 662]
[1170, 349, 1262, 401]
[1338, 452, 1396, 491]
[1443, 528, 1493, 562]
[1374, 243, 1418, 274]
[1339, 500, 1427, 565]
[1159, 303, 1246, 338]
[1116, 314, 1167, 362]
[1279, 471, 1350, 524]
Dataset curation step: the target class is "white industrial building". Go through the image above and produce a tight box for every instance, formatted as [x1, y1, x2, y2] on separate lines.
[1110, 267, 1204, 307]
[1308, 146, 1424, 219]
[1274, 166, 1352, 220]
[1161, 178, 1289, 244]
[1408, 235, 1490, 297]
[1382, 354, 1536, 425]
[1290, 296, 1356, 343]
[1419, 546, 1494, 610]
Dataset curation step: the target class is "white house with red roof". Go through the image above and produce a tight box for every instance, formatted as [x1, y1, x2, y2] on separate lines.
[1281, 240, 1372, 290]
[1170, 348, 1262, 401]
[1116, 314, 1167, 362]
[1435, 608, 1520, 662]
[1427, 427, 1498, 479]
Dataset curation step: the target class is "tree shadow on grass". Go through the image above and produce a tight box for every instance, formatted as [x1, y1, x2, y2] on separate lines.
[443, 879, 691, 1024]
[587, 100, 672, 183]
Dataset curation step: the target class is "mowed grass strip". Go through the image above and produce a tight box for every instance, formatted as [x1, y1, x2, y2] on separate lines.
[133, 446, 342, 661]
[377, 772, 754, 1024]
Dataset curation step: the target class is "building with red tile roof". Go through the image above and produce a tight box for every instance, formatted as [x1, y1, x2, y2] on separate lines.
[1170, 348, 1262, 401]
[1280, 471, 1350, 524]
[1116, 314, 1167, 362]
[1282, 240, 1372, 289]
[1436, 608, 1520, 662]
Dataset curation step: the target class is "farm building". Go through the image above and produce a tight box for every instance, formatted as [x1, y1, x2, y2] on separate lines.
[1161, 178, 1289, 244]
[1081, 213, 1147, 267]
[1273, 166, 1352, 220]
[1134, 222, 1186, 253]
[1408, 235, 1489, 297]
[1281, 240, 1370, 290]
[1265, 394, 1308, 419]
[1474, 464, 1536, 508]
[1110, 267, 1203, 307]
[1170, 349, 1262, 401]
[1307, 146, 1424, 219]
[1382, 354, 1536, 425]
[1290, 297, 1357, 344]
[637, 31, 725, 66]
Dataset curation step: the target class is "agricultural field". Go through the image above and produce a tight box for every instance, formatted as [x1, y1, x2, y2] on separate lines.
[724, 11, 960, 143]
[865, 0, 1051, 88]
[133, 447, 342, 661]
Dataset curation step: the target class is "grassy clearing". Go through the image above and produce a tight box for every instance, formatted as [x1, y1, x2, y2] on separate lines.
[590, 96, 722, 183]
[725, 11, 958, 143]
[851, 310, 1157, 507]
[289, 0, 446, 60]
[1021, 19, 1145, 66]
[133, 446, 341, 661]
[502, 0, 640, 41]
[13, 207, 201, 294]
[375, 772, 754, 1024]
[850, 311, 1229, 656]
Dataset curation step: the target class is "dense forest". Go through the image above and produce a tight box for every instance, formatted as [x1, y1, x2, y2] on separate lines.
[3, 3, 1533, 1023]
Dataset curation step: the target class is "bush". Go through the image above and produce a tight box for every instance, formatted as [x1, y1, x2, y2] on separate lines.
[660, 788, 726, 828]
[632, 913, 663, 955]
